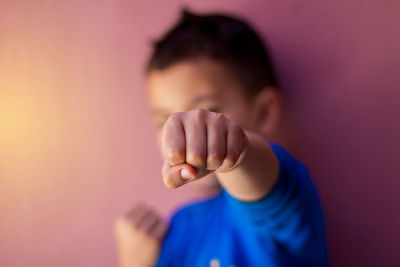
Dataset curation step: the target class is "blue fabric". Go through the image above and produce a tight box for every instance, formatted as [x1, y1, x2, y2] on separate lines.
[156, 143, 328, 267]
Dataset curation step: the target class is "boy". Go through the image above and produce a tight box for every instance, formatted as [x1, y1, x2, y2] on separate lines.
[115, 9, 328, 267]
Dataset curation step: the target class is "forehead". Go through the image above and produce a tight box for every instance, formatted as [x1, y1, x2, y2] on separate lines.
[147, 58, 245, 111]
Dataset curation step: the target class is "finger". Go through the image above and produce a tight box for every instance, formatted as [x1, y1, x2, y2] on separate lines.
[184, 109, 207, 173]
[125, 203, 147, 225]
[217, 122, 248, 172]
[148, 219, 168, 239]
[162, 159, 197, 189]
[162, 114, 186, 166]
[136, 210, 159, 232]
[206, 113, 227, 171]
[144, 216, 161, 234]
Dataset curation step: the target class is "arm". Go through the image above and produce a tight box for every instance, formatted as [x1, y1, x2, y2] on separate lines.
[161, 109, 328, 265]
[220, 142, 328, 265]
[216, 130, 279, 202]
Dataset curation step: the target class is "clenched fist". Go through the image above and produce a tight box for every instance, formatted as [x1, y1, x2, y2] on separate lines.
[115, 203, 168, 267]
[161, 108, 249, 189]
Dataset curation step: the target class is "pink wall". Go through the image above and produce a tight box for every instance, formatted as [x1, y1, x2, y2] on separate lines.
[0, 0, 399, 266]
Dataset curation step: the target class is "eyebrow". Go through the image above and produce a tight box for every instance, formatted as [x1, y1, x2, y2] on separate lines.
[189, 94, 220, 106]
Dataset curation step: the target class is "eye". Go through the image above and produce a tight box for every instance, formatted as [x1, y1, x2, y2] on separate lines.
[207, 107, 221, 113]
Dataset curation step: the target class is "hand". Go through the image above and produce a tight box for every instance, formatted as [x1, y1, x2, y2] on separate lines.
[161, 108, 249, 189]
[114, 203, 168, 267]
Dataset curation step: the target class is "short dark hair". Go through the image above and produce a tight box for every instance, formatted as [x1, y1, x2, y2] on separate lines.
[146, 8, 279, 98]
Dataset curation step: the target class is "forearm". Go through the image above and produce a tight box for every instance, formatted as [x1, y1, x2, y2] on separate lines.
[216, 131, 279, 202]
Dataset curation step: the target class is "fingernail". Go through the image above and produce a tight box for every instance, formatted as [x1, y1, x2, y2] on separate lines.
[180, 169, 191, 180]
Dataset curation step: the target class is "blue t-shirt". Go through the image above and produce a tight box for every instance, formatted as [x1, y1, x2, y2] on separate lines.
[156, 143, 328, 267]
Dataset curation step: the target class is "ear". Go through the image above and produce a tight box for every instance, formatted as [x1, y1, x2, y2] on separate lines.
[250, 87, 283, 140]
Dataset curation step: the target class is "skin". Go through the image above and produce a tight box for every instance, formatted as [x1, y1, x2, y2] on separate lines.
[115, 58, 283, 267]
[114, 203, 168, 267]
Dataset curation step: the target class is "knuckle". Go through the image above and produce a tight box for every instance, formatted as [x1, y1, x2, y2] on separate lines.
[186, 151, 205, 167]
[217, 113, 227, 123]
[165, 114, 175, 124]
[192, 108, 206, 122]
[230, 121, 243, 134]
[214, 112, 225, 121]
[165, 149, 185, 164]
[150, 212, 161, 221]
[207, 151, 224, 167]
[208, 147, 223, 160]
[166, 112, 181, 124]
[224, 154, 237, 167]
[209, 113, 226, 127]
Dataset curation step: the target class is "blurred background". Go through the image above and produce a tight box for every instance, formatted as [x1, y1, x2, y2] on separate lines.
[0, 0, 399, 266]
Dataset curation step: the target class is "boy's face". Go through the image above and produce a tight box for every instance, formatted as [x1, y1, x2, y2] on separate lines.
[147, 58, 257, 193]
[147, 58, 256, 137]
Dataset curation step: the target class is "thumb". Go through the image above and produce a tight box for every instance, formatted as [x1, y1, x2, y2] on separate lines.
[161, 159, 197, 189]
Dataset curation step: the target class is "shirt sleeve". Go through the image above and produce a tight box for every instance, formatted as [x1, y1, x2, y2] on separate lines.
[221, 142, 328, 265]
